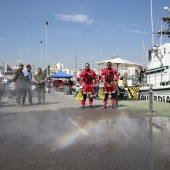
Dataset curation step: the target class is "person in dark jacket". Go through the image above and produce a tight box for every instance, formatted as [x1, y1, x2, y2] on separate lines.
[139, 67, 145, 87]
[34, 68, 47, 105]
[11, 63, 26, 107]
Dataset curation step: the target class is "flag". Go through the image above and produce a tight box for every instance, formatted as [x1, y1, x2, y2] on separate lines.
[76, 89, 84, 101]
[43, 65, 50, 77]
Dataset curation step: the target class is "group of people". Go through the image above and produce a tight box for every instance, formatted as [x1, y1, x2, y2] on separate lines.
[12, 64, 47, 107]
[77, 61, 119, 109]
[11, 61, 135, 109]
[52, 79, 74, 92]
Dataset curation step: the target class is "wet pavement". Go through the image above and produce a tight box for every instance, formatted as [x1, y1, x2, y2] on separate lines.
[0, 92, 170, 170]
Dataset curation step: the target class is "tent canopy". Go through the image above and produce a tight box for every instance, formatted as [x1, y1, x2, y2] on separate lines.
[0, 70, 3, 78]
[95, 57, 141, 68]
[49, 70, 73, 78]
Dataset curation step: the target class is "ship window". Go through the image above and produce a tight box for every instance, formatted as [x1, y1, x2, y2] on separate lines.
[164, 48, 166, 54]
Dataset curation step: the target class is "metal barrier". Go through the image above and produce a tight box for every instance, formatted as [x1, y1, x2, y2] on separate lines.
[115, 85, 155, 113]
[115, 89, 118, 107]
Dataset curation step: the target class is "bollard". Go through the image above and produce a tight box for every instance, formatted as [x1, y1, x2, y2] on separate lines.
[149, 85, 153, 113]
[115, 88, 118, 107]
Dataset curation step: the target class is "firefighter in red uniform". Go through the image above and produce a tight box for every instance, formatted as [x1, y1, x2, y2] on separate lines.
[78, 63, 97, 109]
[100, 61, 119, 109]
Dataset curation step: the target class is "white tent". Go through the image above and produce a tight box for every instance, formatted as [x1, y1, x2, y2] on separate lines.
[0, 70, 4, 78]
[95, 57, 141, 69]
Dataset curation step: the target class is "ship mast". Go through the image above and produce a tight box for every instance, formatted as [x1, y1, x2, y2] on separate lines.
[150, 0, 154, 47]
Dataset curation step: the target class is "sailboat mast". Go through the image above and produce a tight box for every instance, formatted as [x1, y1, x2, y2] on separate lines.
[89, 47, 93, 69]
[91, 53, 93, 69]
[82, 56, 83, 69]
[142, 38, 146, 67]
[73, 48, 78, 81]
[75, 48, 78, 70]
[99, 48, 102, 70]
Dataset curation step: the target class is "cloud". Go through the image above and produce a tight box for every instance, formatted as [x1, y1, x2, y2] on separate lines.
[130, 24, 144, 27]
[121, 28, 148, 35]
[0, 38, 8, 41]
[19, 48, 32, 51]
[54, 14, 93, 24]
[95, 22, 148, 35]
[16, 59, 24, 63]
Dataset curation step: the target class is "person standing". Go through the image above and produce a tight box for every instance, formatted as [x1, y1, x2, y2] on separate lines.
[55, 79, 59, 91]
[78, 63, 97, 109]
[11, 63, 26, 107]
[22, 64, 33, 105]
[68, 80, 74, 95]
[139, 67, 145, 87]
[0, 70, 4, 106]
[52, 79, 56, 91]
[34, 68, 46, 105]
[45, 76, 51, 95]
[74, 78, 81, 97]
[100, 61, 119, 109]
[0, 70, 3, 83]
[118, 77, 126, 100]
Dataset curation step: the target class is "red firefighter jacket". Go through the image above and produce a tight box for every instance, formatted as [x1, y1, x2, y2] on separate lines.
[101, 68, 119, 83]
[79, 69, 97, 84]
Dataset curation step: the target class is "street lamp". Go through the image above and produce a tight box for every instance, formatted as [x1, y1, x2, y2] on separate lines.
[164, 7, 170, 14]
[32, 65, 35, 76]
[40, 41, 43, 69]
[45, 20, 48, 76]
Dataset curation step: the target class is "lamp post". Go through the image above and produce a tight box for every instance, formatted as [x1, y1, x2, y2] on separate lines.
[45, 20, 48, 76]
[40, 41, 43, 68]
[164, 7, 170, 14]
[32, 65, 35, 77]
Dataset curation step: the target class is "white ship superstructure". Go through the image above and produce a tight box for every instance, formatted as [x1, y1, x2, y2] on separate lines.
[146, 43, 170, 87]
[139, 6, 170, 103]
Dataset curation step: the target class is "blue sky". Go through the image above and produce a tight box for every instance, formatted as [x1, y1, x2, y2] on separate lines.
[0, 0, 170, 70]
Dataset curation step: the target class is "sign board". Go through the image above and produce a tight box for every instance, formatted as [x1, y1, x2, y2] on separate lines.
[139, 94, 170, 103]
[0, 66, 4, 70]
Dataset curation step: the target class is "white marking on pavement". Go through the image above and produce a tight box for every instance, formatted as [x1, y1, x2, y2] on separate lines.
[67, 117, 89, 135]
[1, 97, 8, 102]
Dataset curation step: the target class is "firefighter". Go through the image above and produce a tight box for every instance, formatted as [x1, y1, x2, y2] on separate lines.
[100, 61, 119, 109]
[78, 63, 97, 109]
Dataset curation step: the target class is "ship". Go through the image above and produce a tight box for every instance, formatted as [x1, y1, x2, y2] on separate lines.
[139, 6, 170, 103]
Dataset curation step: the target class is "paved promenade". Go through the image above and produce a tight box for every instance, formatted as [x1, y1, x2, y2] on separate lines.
[0, 91, 170, 170]
[1, 90, 170, 115]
